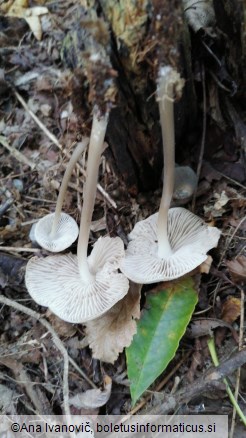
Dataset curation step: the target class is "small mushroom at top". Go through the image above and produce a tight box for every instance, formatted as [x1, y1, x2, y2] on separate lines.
[30, 138, 88, 252]
[25, 110, 129, 323]
[120, 66, 221, 284]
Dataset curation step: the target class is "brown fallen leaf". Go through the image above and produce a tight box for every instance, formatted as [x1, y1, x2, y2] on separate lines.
[85, 282, 141, 363]
[204, 190, 229, 218]
[221, 296, 241, 324]
[3, 0, 48, 41]
[187, 317, 237, 338]
[69, 375, 112, 409]
[226, 256, 246, 283]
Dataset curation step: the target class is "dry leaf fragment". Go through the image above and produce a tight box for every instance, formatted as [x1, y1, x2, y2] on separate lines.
[69, 376, 112, 409]
[188, 317, 236, 338]
[85, 282, 141, 363]
[226, 256, 246, 283]
[221, 296, 241, 324]
[5, 0, 48, 40]
[204, 190, 229, 217]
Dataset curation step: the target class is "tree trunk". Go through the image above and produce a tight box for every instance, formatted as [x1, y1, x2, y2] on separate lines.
[61, 0, 246, 195]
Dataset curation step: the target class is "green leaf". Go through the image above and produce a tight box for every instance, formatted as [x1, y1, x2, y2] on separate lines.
[126, 277, 198, 405]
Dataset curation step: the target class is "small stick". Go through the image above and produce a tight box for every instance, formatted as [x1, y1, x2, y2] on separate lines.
[0, 135, 35, 170]
[0, 199, 14, 217]
[148, 347, 246, 415]
[192, 63, 206, 212]
[0, 246, 41, 253]
[23, 195, 57, 204]
[14, 89, 117, 209]
[0, 295, 97, 417]
[218, 216, 246, 268]
[215, 171, 246, 190]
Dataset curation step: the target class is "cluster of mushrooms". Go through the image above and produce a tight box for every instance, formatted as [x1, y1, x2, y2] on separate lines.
[25, 67, 221, 324]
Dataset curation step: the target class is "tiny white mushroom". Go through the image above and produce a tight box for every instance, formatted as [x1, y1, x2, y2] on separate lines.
[25, 110, 129, 323]
[120, 66, 221, 283]
[31, 138, 88, 252]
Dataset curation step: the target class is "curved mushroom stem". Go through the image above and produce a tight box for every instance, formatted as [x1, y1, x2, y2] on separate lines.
[157, 67, 184, 258]
[50, 138, 88, 238]
[77, 110, 108, 283]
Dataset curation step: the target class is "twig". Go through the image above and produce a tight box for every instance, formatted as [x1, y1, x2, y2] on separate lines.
[215, 170, 246, 190]
[0, 246, 41, 253]
[67, 356, 96, 388]
[13, 90, 117, 209]
[218, 216, 246, 268]
[208, 70, 232, 92]
[0, 135, 35, 170]
[230, 289, 245, 438]
[192, 63, 206, 212]
[0, 295, 97, 416]
[23, 195, 57, 204]
[202, 41, 221, 67]
[14, 90, 63, 150]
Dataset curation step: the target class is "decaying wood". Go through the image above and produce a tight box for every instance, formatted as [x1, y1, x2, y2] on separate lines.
[59, 0, 246, 193]
[61, 0, 195, 194]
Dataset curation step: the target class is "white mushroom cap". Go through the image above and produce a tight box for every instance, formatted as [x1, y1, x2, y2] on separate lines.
[173, 166, 198, 201]
[33, 212, 79, 252]
[120, 207, 221, 284]
[25, 236, 129, 323]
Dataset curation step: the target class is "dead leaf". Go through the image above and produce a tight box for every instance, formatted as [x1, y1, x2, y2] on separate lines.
[226, 256, 246, 283]
[204, 191, 229, 217]
[69, 375, 112, 409]
[187, 317, 236, 338]
[221, 296, 241, 324]
[85, 282, 141, 363]
[4, 0, 48, 40]
[214, 191, 229, 210]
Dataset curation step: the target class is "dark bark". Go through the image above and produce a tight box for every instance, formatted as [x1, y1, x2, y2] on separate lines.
[62, 0, 246, 194]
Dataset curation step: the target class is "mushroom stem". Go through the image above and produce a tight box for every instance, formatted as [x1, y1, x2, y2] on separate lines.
[77, 111, 108, 283]
[50, 138, 88, 238]
[157, 67, 184, 259]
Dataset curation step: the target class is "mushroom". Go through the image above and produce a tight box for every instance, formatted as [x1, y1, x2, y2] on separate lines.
[173, 165, 198, 203]
[25, 110, 129, 323]
[120, 66, 221, 284]
[30, 138, 88, 252]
